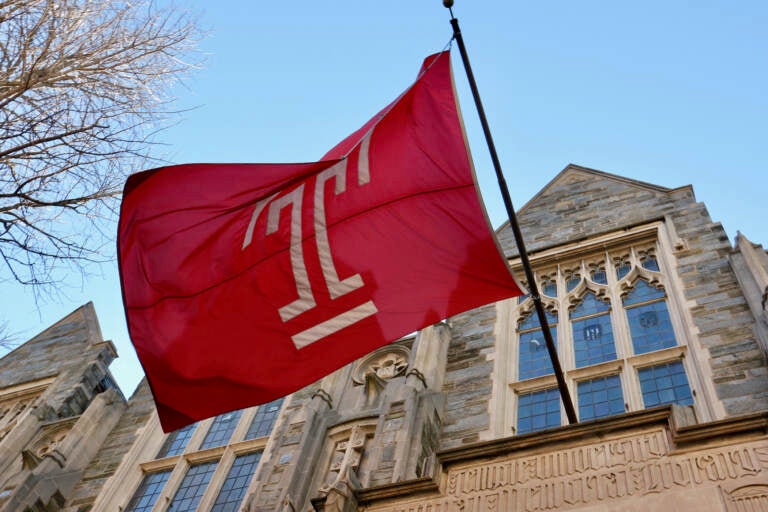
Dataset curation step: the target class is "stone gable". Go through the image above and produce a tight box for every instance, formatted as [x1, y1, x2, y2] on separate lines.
[497, 164, 693, 256]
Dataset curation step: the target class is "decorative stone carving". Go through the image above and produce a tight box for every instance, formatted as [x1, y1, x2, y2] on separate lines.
[319, 425, 370, 496]
[363, 430, 768, 512]
[353, 346, 409, 385]
[0, 399, 32, 442]
[352, 345, 410, 407]
[723, 484, 768, 512]
[22, 419, 76, 469]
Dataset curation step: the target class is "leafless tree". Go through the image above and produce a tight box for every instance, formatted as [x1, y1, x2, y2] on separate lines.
[0, 0, 200, 292]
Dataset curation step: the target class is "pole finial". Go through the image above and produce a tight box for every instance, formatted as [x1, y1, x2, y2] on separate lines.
[443, 0, 454, 7]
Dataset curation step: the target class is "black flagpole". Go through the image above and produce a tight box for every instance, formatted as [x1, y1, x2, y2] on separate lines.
[444, 1, 578, 424]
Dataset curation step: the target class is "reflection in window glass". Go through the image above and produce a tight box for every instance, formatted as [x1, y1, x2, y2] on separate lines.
[615, 260, 632, 280]
[641, 255, 660, 271]
[211, 452, 262, 511]
[571, 294, 616, 368]
[566, 273, 581, 292]
[125, 471, 171, 512]
[200, 410, 243, 449]
[245, 398, 283, 440]
[518, 310, 558, 380]
[578, 375, 624, 421]
[167, 461, 217, 511]
[157, 423, 195, 458]
[590, 267, 608, 285]
[639, 361, 693, 407]
[624, 282, 676, 355]
[517, 388, 560, 434]
[622, 280, 665, 306]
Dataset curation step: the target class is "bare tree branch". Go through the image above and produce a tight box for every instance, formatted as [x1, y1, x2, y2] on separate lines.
[0, 0, 201, 292]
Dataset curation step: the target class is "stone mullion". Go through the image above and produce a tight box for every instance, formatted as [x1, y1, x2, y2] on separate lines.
[152, 457, 190, 512]
[555, 265, 575, 428]
[196, 449, 235, 511]
[604, 250, 643, 412]
[496, 298, 520, 437]
[557, 265, 574, 375]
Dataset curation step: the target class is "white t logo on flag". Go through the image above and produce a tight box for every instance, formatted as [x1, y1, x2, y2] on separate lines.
[241, 132, 377, 350]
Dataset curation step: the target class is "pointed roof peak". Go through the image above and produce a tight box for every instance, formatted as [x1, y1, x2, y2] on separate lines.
[27, 301, 104, 345]
[496, 164, 690, 234]
[522, 163, 678, 210]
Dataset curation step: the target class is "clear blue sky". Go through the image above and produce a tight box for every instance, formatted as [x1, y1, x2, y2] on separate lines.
[3, 1, 767, 396]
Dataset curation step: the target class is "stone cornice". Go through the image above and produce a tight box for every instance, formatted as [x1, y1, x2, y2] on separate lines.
[356, 476, 439, 503]
[437, 406, 674, 465]
[355, 407, 768, 507]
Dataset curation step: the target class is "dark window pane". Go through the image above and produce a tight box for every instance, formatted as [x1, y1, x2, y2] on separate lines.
[125, 471, 171, 512]
[577, 375, 624, 421]
[517, 388, 560, 434]
[639, 362, 693, 408]
[519, 327, 557, 380]
[211, 452, 262, 511]
[626, 301, 676, 354]
[200, 410, 243, 449]
[157, 424, 196, 458]
[167, 461, 217, 511]
[245, 398, 284, 440]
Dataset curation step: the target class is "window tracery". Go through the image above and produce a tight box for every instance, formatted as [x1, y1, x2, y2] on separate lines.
[507, 236, 708, 434]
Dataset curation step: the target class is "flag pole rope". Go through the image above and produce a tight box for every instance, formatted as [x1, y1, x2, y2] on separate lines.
[444, 2, 579, 425]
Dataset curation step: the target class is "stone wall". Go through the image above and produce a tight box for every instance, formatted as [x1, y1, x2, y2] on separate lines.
[440, 304, 497, 450]
[64, 380, 155, 511]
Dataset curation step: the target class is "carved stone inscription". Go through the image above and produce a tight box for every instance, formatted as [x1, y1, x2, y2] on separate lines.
[367, 430, 768, 512]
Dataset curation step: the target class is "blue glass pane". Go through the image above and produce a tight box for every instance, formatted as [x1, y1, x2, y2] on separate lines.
[642, 256, 660, 271]
[518, 310, 558, 332]
[519, 327, 557, 380]
[627, 301, 676, 354]
[200, 410, 243, 449]
[126, 471, 171, 512]
[518, 293, 530, 304]
[577, 375, 624, 421]
[543, 282, 557, 297]
[157, 424, 196, 458]
[245, 398, 284, 440]
[572, 316, 616, 368]
[639, 362, 693, 407]
[566, 276, 581, 292]
[622, 281, 666, 306]
[569, 293, 610, 319]
[616, 263, 632, 280]
[517, 388, 560, 434]
[591, 269, 608, 285]
[168, 462, 217, 511]
[211, 452, 262, 511]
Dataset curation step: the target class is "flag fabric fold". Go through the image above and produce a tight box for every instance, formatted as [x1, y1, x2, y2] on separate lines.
[118, 50, 523, 432]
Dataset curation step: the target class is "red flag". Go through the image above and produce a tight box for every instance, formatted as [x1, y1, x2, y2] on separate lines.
[118, 51, 523, 432]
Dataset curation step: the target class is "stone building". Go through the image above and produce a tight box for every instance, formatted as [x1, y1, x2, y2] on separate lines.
[1, 164, 767, 511]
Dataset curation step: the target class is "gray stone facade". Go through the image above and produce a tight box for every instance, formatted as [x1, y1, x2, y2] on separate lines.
[1, 165, 767, 511]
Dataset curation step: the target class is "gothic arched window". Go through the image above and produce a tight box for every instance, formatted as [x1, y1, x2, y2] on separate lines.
[570, 293, 616, 368]
[518, 310, 558, 380]
[623, 280, 676, 354]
